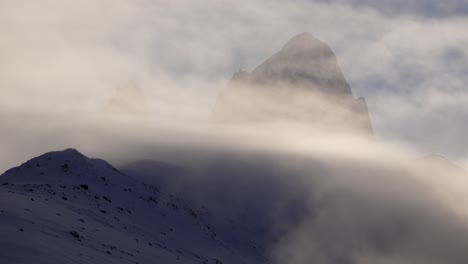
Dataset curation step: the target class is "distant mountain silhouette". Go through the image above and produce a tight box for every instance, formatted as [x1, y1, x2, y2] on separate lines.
[213, 32, 373, 135]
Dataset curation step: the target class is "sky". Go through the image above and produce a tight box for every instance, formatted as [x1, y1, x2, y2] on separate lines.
[1, 0, 468, 164]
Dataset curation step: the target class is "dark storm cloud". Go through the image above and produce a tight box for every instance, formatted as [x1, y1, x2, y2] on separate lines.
[315, 0, 468, 18]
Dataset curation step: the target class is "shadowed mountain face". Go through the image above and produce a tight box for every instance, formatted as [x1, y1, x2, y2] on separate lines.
[0, 149, 267, 264]
[213, 33, 373, 135]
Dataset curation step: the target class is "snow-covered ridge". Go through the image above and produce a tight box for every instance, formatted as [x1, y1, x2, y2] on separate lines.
[0, 149, 266, 264]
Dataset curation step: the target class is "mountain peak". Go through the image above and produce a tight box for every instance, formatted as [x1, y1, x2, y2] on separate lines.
[281, 32, 328, 52]
[1, 148, 97, 183]
[59, 148, 86, 156]
[212, 33, 374, 135]
[0, 148, 133, 189]
[248, 32, 350, 97]
[39, 148, 90, 163]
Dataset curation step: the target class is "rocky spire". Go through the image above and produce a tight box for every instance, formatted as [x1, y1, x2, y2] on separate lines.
[249, 32, 353, 97]
[213, 33, 373, 136]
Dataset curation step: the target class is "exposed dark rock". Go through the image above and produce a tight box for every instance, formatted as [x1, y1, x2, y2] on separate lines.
[61, 163, 69, 172]
[103, 196, 112, 203]
[70, 231, 80, 238]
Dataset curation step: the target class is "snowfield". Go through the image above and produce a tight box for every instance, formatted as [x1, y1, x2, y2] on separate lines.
[0, 149, 267, 264]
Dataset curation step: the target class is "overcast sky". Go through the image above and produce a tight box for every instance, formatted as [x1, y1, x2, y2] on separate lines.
[1, 0, 468, 164]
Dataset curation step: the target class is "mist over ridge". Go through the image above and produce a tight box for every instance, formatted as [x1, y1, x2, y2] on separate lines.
[1, 2, 468, 262]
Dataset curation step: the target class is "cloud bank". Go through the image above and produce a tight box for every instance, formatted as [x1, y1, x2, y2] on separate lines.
[316, 0, 468, 18]
[1, 0, 468, 161]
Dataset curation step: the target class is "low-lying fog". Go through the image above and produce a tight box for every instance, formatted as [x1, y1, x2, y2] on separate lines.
[2, 108, 468, 263]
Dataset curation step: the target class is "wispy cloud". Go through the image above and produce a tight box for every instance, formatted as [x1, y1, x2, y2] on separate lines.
[315, 0, 468, 17]
[1, 0, 467, 158]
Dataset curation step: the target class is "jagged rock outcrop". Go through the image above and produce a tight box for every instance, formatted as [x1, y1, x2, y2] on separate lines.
[213, 32, 373, 135]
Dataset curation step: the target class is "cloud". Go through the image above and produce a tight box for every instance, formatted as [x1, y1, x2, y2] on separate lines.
[99, 125, 468, 264]
[1, 0, 468, 159]
[2, 84, 468, 264]
[270, 153, 468, 264]
[315, 0, 468, 18]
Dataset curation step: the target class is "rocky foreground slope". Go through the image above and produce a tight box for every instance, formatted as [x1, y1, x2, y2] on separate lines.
[0, 149, 267, 264]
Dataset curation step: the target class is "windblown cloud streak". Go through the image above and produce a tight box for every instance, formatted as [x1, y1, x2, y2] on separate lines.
[316, 0, 468, 17]
[2, 2, 468, 264]
[1, 1, 467, 159]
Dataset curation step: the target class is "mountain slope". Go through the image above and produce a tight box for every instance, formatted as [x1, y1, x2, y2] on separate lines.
[0, 149, 266, 264]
